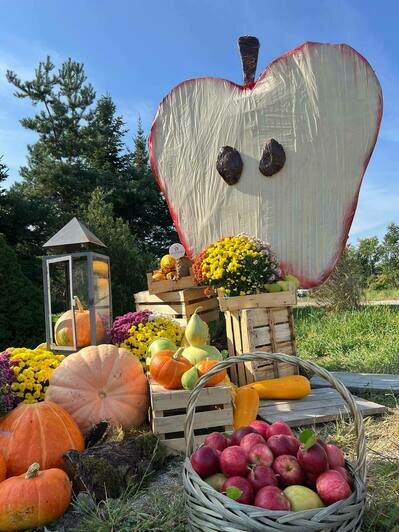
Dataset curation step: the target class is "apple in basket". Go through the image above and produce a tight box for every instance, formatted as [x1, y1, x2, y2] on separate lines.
[247, 465, 278, 491]
[267, 421, 294, 438]
[267, 434, 300, 457]
[273, 455, 306, 487]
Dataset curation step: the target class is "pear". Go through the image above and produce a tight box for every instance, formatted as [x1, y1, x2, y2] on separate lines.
[185, 307, 209, 346]
[277, 280, 291, 291]
[284, 273, 300, 289]
[283, 485, 325, 511]
[264, 283, 282, 293]
[181, 366, 199, 390]
[182, 345, 222, 365]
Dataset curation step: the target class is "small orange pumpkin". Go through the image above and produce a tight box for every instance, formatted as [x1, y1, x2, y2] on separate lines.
[150, 348, 192, 389]
[45, 344, 149, 433]
[0, 463, 71, 531]
[0, 453, 6, 482]
[54, 296, 105, 348]
[0, 401, 84, 477]
[197, 359, 227, 387]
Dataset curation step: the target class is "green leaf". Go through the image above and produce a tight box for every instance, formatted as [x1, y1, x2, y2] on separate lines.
[225, 486, 242, 500]
[299, 429, 317, 450]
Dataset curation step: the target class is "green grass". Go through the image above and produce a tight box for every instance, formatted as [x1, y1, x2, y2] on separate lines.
[294, 305, 399, 373]
[364, 288, 399, 301]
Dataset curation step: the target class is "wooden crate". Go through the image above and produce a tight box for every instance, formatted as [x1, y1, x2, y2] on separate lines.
[150, 381, 233, 452]
[146, 272, 196, 295]
[220, 291, 299, 386]
[135, 287, 220, 326]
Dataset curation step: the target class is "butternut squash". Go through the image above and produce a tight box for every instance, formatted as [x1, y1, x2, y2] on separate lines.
[233, 387, 259, 429]
[243, 375, 311, 400]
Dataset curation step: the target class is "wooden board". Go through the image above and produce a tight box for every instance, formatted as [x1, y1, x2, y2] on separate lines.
[310, 372, 399, 394]
[258, 388, 386, 427]
[218, 290, 297, 312]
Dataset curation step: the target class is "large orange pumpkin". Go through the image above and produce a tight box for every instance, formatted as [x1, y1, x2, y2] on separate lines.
[196, 359, 227, 387]
[0, 463, 71, 531]
[54, 296, 105, 347]
[150, 348, 192, 389]
[0, 402, 84, 477]
[45, 344, 149, 433]
[0, 453, 6, 482]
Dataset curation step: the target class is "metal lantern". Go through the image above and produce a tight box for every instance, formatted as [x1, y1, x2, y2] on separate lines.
[42, 217, 113, 353]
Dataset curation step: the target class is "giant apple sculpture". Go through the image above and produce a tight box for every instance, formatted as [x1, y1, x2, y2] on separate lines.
[149, 37, 382, 287]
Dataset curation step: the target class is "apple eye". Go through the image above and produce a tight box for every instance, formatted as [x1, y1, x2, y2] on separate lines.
[259, 139, 286, 177]
[216, 146, 243, 185]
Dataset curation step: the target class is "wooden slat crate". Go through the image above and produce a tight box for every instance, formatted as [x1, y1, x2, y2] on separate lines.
[135, 287, 220, 326]
[150, 381, 233, 452]
[220, 291, 299, 386]
[146, 272, 196, 295]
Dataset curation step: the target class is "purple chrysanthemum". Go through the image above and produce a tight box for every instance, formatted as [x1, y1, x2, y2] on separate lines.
[110, 310, 152, 344]
[0, 350, 20, 415]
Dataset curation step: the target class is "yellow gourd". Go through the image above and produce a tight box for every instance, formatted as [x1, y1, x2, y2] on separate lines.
[242, 375, 311, 400]
[233, 387, 259, 429]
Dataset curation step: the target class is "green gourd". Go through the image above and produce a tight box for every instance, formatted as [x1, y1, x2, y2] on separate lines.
[182, 345, 222, 365]
[185, 307, 209, 346]
[181, 366, 199, 390]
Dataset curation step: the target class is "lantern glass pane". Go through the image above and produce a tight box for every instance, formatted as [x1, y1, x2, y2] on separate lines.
[48, 259, 75, 348]
[92, 258, 111, 342]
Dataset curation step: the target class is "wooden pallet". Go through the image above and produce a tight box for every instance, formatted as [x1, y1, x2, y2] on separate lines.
[150, 381, 233, 452]
[223, 303, 299, 387]
[258, 388, 386, 427]
[310, 372, 399, 394]
[218, 290, 297, 312]
[146, 272, 196, 295]
[134, 287, 220, 326]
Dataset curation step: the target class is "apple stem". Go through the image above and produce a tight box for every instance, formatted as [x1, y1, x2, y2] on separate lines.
[238, 36, 260, 85]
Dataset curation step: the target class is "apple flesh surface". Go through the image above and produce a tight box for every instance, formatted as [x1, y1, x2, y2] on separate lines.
[203, 432, 228, 452]
[254, 485, 291, 511]
[284, 485, 325, 511]
[230, 426, 257, 445]
[249, 420, 270, 440]
[240, 433, 266, 456]
[325, 443, 345, 468]
[297, 442, 329, 474]
[316, 470, 352, 505]
[267, 435, 300, 457]
[272, 455, 306, 487]
[191, 446, 220, 478]
[150, 43, 382, 287]
[220, 446, 248, 477]
[267, 421, 294, 438]
[204, 473, 227, 492]
[247, 465, 278, 491]
[248, 443, 274, 467]
[222, 476, 254, 505]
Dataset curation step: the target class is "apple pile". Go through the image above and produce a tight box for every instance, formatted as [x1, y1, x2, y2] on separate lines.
[190, 421, 353, 512]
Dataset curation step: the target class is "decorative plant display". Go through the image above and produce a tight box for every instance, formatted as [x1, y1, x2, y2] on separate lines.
[190, 425, 352, 511]
[0, 401, 84, 476]
[0, 463, 72, 531]
[54, 296, 105, 348]
[45, 344, 149, 433]
[193, 235, 285, 296]
[1, 347, 64, 404]
[149, 38, 382, 288]
[111, 310, 183, 366]
[0, 351, 20, 415]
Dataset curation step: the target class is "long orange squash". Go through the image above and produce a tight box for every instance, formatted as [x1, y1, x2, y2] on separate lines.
[233, 387, 259, 429]
[242, 375, 311, 400]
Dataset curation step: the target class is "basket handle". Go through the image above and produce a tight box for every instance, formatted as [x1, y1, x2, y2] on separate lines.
[184, 352, 367, 483]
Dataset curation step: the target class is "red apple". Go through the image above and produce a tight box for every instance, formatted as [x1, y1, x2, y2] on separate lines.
[272, 455, 305, 487]
[305, 471, 319, 488]
[254, 485, 291, 511]
[248, 465, 278, 491]
[325, 444, 345, 468]
[222, 476, 254, 505]
[249, 420, 270, 440]
[230, 426, 256, 445]
[240, 433, 266, 456]
[297, 442, 328, 474]
[191, 446, 220, 478]
[316, 470, 352, 505]
[203, 432, 228, 452]
[268, 421, 294, 438]
[220, 446, 248, 477]
[248, 443, 274, 467]
[268, 435, 300, 457]
[333, 466, 353, 487]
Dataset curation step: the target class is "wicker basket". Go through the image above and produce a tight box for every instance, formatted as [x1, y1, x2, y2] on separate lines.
[183, 352, 367, 531]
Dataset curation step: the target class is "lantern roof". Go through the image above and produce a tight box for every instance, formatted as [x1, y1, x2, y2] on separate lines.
[43, 217, 106, 251]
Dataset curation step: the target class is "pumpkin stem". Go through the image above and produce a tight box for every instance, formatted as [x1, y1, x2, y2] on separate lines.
[173, 347, 185, 360]
[25, 463, 40, 479]
[74, 296, 85, 313]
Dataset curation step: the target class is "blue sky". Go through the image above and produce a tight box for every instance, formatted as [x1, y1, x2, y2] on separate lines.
[0, 0, 398, 243]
